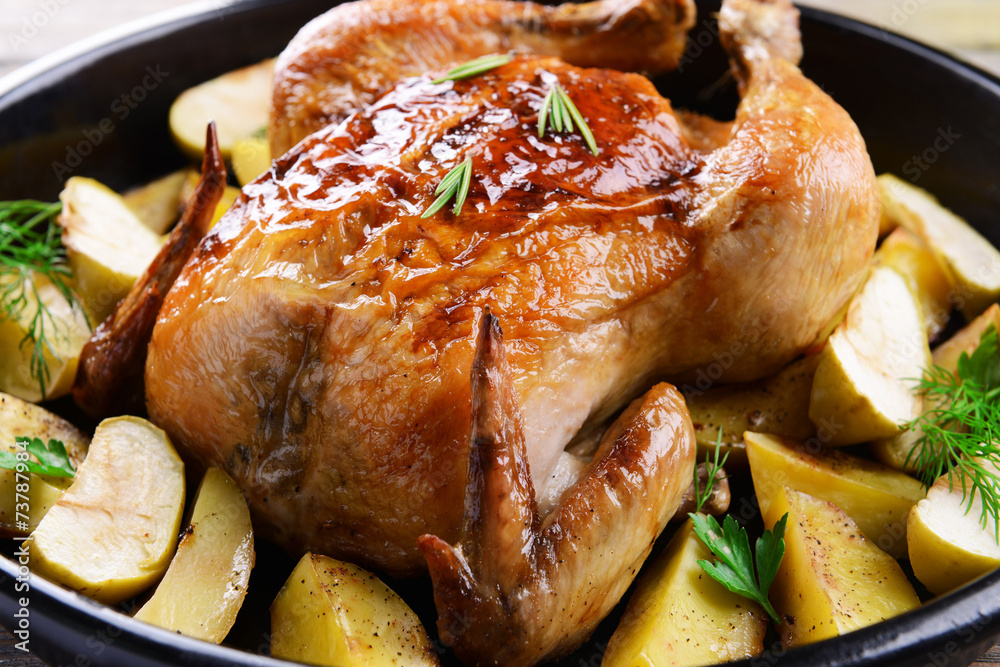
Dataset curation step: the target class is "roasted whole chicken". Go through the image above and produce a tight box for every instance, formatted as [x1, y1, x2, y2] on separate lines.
[145, 0, 880, 662]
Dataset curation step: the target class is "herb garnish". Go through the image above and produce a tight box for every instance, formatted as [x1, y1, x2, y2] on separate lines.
[694, 431, 730, 514]
[421, 158, 473, 218]
[905, 324, 1000, 537]
[0, 437, 76, 478]
[0, 200, 87, 397]
[537, 83, 598, 156]
[690, 512, 788, 624]
[431, 54, 513, 84]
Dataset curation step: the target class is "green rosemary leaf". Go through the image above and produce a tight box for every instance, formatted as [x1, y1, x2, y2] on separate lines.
[421, 158, 474, 219]
[431, 54, 513, 84]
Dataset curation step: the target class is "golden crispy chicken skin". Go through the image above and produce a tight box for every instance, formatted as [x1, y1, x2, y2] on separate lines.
[269, 0, 695, 155]
[147, 1, 878, 659]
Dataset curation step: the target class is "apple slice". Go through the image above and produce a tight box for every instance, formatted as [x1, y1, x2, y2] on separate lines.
[169, 58, 275, 161]
[879, 173, 1000, 320]
[122, 169, 190, 234]
[232, 133, 271, 186]
[908, 464, 1000, 596]
[134, 467, 254, 642]
[873, 226, 952, 342]
[271, 553, 439, 666]
[29, 416, 184, 605]
[766, 487, 920, 648]
[808, 265, 929, 446]
[58, 177, 165, 322]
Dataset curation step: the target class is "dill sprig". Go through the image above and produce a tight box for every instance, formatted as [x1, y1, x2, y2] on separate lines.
[431, 54, 513, 84]
[421, 158, 473, 218]
[694, 430, 730, 514]
[537, 83, 599, 156]
[905, 324, 1000, 538]
[0, 200, 86, 397]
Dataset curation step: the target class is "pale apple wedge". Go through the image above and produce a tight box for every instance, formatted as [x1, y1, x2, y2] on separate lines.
[746, 432, 923, 559]
[685, 354, 819, 467]
[232, 133, 271, 186]
[809, 265, 929, 446]
[871, 304, 1000, 471]
[908, 464, 1000, 596]
[58, 177, 165, 322]
[179, 170, 241, 227]
[0, 271, 92, 402]
[122, 169, 190, 234]
[271, 553, 439, 667]
[766, 487, 920, 648]
[134, 467, 254, 642]
[0, 392, 88, 536]
[29, 417, 184, 605]
[873, 226, 952, 342]
[602, 517, 767, 667]
[169, 58, 275, 161]
[879, 173, 1000, 320]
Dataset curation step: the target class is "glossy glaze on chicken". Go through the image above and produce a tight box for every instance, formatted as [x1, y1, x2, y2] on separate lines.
[145, 0, 880, 662]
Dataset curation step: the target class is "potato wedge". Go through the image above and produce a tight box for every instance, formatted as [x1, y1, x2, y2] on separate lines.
[271, 553, 439, 667]
[59, 177, 165, 322]
[134, 467, 254, 642]
[169, 58, 275, 161]
[122, 169, 189, 234]
[873, 226, 952, 341]
[808, 265, 929, 446]
[29, 416, 184, 605]
[766, 487, 920, 648]
[0, 271, 92, 402]
[0, 392, 88, 536]
[232, 134, 271, 186]
[908, 464, 1000, 595]
[746, 432, 923, 558]
[871, 304, 1000, 470]
[879, 173, 1000, 320]
[603, 517, 767, 667]
[685, 354, 819, 466]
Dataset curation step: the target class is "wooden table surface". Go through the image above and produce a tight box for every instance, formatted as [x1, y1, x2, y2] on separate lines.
[1, 0, 1000, 665]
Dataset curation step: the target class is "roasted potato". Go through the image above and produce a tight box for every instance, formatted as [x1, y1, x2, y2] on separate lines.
[271, 553, 439, 667]
[122, 169, 189, 234]
[134, 467, 254, 642]
[873, 226, 952, 342]
[603, 517, 767, 666]
[766, 486, 920, 648]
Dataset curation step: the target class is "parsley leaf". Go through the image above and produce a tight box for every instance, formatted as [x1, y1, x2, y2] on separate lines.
[0, 437, 77, 478]
[690, 512, 787, 624]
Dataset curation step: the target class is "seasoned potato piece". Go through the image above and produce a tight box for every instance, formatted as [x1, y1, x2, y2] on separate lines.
[766, 487, 920, 648]
[29, 417, 184, 604]
[122, 169, 190, 234]
[879, 173, 1000, 320]
[871, 304, 1000, 470]
[169, 58, 275, 161]
[809, 266, 929, 446]
[271, 553, 439, 667]
[0, 271, 92, 402]
[873, 226, 952, 341]
[135, 468, 254, 642]
[746, 432, 923, 559]
[59, 177, 165, 322]
[908, 463, 1000, 595]
[603, 518, 767, 667]
[0, 393, 88, 536]
[684, 354, 819, 467]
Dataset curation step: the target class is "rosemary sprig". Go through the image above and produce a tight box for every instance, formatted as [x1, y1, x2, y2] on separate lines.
[537, 83, 599, 156]
[421, 158, 473, 218]
[694, 430, 730, 514]
[905, 324, 1000, 538]
[0, 200, 86, 397]
[431, 54, 513, 84]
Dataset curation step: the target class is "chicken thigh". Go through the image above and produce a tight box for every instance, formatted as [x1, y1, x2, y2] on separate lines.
[146, 0, 879, 661]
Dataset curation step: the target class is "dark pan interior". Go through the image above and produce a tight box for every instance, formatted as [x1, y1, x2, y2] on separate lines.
[1, 0, 1000, 665]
